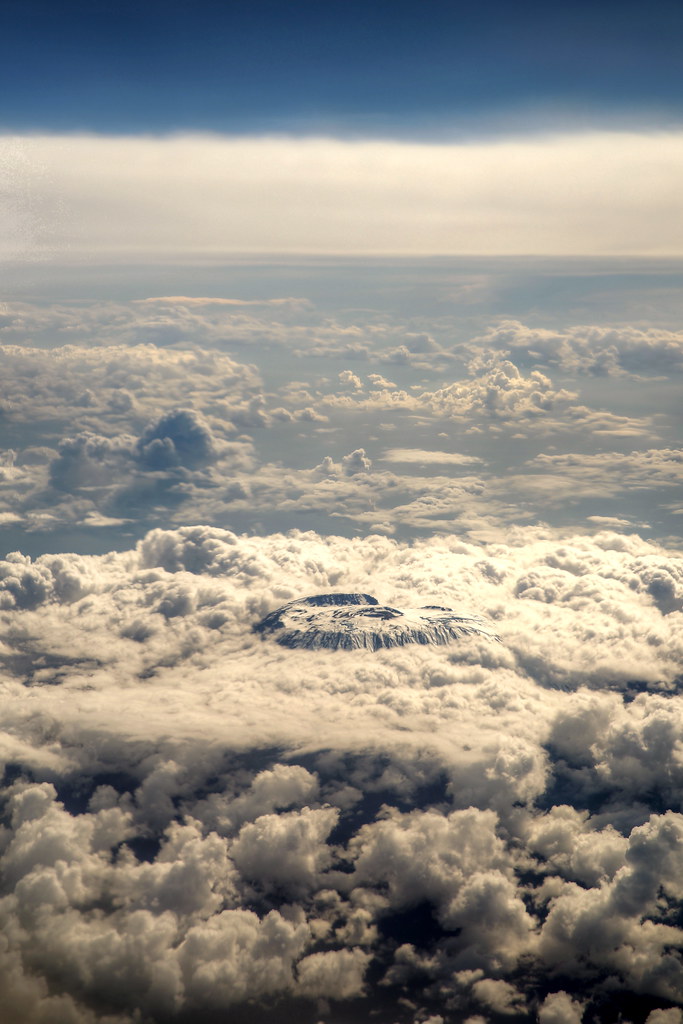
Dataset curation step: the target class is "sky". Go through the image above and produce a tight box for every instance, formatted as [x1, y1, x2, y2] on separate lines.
[3, 0, 683, 136]
[2, 3, 683, 1023]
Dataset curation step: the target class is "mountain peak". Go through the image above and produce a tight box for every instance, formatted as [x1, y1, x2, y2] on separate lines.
[255, 593, 498, 651]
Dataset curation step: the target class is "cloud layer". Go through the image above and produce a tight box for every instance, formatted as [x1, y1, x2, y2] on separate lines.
[4, 131, 683, 258]
[1, 524, 683, 1021]
[2, 292, 681, 546]
[2, 258, 683, 1021]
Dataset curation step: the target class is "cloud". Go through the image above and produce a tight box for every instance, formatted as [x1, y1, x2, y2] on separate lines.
[322, 356, 655, 439]
[48, 431, 137, 492]
[0, 343, 260, 428]
[0, 297, 413, 372]
[468, 320, 683, 378]
[0, 343, 264, 533]
[137, 296, 313, 310]
[1, 299, 677, 545]
[538, 991, 585, 1024]
[136, 409, 218, 470]
[231, 807, 339, 897]
[341, 448, 372, 475]
[382, 450, 484, 466]
[1, 524, 683, 1018]
[296, 947, 371, 999]
[4, 131, 683, 260]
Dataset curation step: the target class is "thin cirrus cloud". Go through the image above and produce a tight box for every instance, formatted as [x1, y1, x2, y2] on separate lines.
[3, 130, 683, 259]
[381, 449, 484, 465]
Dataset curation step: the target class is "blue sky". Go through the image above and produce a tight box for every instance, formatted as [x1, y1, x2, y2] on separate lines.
[3, 0, 683, 136]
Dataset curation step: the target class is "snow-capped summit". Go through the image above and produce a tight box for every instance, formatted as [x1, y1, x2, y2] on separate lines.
[254, 593, 498, 650]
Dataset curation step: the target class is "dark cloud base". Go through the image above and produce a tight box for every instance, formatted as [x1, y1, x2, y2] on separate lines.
[4, 743, 683, 1024]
